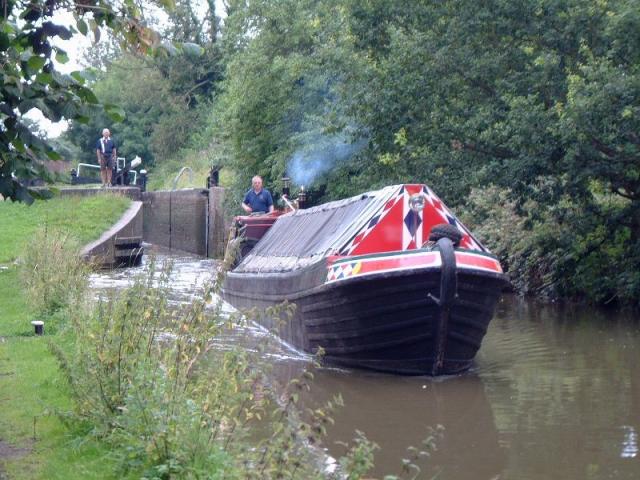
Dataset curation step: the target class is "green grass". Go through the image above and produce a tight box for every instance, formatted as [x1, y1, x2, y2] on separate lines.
[0, 195, 132, 478]
[0, 270, 122, 479]
[0, 195, 131, 264]
[145, 147, 236, 191]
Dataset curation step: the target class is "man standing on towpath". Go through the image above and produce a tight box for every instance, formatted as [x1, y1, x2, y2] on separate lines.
[242, 175, 274, 214]
[96, 128, 117, 188]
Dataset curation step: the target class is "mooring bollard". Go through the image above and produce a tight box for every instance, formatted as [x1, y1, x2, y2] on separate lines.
[31, 321, 44, 336]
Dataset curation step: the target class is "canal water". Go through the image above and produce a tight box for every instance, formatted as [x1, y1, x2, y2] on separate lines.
[90, 250, 640, 479]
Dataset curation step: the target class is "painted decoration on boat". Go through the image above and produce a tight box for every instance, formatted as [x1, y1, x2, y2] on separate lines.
[341, 185, 485, 255]
[326, 250, 503, 284]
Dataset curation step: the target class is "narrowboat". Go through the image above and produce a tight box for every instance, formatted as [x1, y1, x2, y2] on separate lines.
[221, 184, 509, 375]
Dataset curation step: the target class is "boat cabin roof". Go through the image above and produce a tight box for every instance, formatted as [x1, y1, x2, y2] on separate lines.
[235, 184, 486, 273]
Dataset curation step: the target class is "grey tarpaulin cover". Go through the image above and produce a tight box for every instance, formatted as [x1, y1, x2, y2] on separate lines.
[234, 186, 399, 273]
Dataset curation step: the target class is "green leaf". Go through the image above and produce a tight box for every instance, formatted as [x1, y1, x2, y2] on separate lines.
[4, 85, 22, 98]
[52, 71, 73, 87]
[0, 32, 11, 50]
[46, 149, 62, 160]
[18, 99, 38, 112]
[77, 86, 99, 104]
[11, 137, 26, 153]
[27, 55, 46, 72]
[158, 0, 176, 10]
[104, 104, 126, 122]
[2, 21, 16, 35]
[81, 69, 98, 82]
[55, 51, 70, 64]
[70, 72, 86, 84]
[76, 18, 88, 36]
[35, 72, 54, 85]
[61, 102, 79, 120]
[181, 42, 204, 58]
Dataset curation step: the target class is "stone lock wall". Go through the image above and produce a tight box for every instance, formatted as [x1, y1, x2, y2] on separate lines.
[142, 188, 226, 258]
[207, 187, 227, 259]
[81, 201, 144, 268]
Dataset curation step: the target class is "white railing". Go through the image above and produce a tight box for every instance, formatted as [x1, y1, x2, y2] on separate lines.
[172, 166, 194, 190]
[76, 162, 137, 184]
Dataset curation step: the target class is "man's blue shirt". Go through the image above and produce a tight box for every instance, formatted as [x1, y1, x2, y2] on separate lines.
[243, 188, 273, 213]
[96, 137, 116, 157]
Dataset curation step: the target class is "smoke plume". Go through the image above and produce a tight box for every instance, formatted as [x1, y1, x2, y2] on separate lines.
[288, 134, 366, 186]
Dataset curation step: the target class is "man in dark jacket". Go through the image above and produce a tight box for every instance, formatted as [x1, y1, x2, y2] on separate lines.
[242, 175, 274, 214]
[96, 128, 117, 187]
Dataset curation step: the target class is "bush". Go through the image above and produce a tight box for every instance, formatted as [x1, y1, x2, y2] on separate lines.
[462, 184, 640, 307]
[18, 227, 90, 321]
[52, 260, 380, 479]
[461, 185, 565, 299]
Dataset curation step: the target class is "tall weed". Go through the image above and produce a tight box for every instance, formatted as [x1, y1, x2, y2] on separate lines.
[52, 260, 380, 479]
[18, 227, 90, 322]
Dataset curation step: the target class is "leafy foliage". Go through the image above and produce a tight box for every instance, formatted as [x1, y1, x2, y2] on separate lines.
[52, 260, 380, 478]
[0, 0, 172, 202]
[463, 184, 640, 307]
[17, 227, 89, 320]
[212, 0, 640, 306]
[5, 0, 640, 305]
[62, 0, 223, 172]
[63, 54, 208, 167]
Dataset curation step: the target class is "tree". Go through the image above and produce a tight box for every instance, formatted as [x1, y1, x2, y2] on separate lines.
[63, 0, 223, 171]
[0, 0, 172, 203]
[213, 0, 640, 305]
[214, 0, 362, 198]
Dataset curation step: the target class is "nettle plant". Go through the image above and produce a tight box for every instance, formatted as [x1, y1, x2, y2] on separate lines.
[18, 227, 89, 322]
[51, 259, 383, 479]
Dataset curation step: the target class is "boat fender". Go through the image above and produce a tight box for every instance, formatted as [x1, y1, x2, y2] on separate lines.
[428, 236, 458, 308]
[428, 223, 463, 247]
[430, 236, 458, 374]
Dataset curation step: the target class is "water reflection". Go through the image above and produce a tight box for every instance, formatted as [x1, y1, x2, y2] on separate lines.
[478, 295, 640, 480]
[291, 368, 504, 480]
[90, 250, 640, 480]
[621, 426, 638, 459]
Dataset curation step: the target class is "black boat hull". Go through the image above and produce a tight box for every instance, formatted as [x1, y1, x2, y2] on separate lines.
[222, 258, 507, 375]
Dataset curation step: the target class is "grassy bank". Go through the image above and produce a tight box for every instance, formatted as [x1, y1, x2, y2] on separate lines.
[1, 194, 382, 479]
[0, 195, 131, 478]
[145, 147, 237, 193]
[145, 149, 212, 191]
[0, 195, 131, 263]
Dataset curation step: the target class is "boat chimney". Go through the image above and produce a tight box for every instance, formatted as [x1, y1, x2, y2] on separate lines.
[297, 185, 307, 209]
[282, 177, 290, 198]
